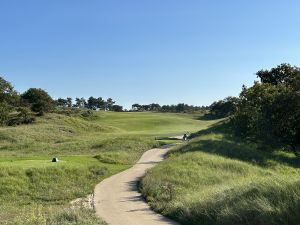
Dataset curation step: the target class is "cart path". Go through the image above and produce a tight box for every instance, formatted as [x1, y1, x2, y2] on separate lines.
[94, 142, 181, 225]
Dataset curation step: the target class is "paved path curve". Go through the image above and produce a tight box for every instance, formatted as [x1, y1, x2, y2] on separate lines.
[94, 143, 181, 225]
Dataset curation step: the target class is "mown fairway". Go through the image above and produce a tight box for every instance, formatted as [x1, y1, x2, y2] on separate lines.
[0, 111, 214, 224]
[141, 122, 300, 225]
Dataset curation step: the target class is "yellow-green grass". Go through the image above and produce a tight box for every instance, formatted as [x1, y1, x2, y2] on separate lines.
[96, 112, 208, 135]
[2, 206, 107, 225]
[0, 112, 212, 156]
[141, 123, 300, 225]
[0, 111, 215, 224]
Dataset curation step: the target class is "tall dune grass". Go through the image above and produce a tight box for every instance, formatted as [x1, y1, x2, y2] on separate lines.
[141, 123, 300, 225]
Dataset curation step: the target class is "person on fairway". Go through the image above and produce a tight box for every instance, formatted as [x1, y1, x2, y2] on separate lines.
[183, 133, 188, 141]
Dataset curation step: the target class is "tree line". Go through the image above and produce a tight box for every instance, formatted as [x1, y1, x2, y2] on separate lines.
[56, 97, 123, 112]
[0, 77, 123, 125]
[208, 63, 300, 154]
[131, 103, 207, 113]
[0, 76, 205, 126]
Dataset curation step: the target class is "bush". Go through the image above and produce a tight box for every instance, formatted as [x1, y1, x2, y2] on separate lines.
[0, 102, 11, 125]
[232, 64, 300, 153]
[6, 107, 35, 126]
[208, 97, 239, 119]
[21, 88, 54, 114]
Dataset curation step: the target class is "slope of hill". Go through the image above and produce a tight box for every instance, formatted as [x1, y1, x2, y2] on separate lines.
[141, 122, 300, 225]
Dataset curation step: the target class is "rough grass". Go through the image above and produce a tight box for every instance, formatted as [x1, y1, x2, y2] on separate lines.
[0, 112, 212, 156]
[0, 111, 215, 224]
[1, 206, 107, 225]
[0, 157, 125, 225]
[141, 122, 300, 225]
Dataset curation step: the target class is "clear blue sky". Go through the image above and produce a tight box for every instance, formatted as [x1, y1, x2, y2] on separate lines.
[1, 0, 300, 108]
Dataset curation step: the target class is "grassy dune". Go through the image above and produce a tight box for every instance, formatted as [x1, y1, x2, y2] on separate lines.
[0, 111, 214, 224]
[141, 122, 300, 225]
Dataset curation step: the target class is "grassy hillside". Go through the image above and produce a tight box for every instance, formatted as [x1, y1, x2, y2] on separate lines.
[141, 122, 300, 225]
[0, 111, 215, 224]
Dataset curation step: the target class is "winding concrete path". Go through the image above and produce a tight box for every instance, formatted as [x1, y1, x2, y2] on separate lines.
[94, 143, 181, 225]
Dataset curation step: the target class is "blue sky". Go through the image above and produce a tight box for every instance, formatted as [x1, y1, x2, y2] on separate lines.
[1, 0, 300, 108]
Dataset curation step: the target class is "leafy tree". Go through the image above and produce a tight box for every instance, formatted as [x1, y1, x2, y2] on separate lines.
[232, 64, 300, 154]
[56, 98, 68, 107]
[132, 104, 141, 111]
[0, 76, 19, 106]
[256, 63, 300, 85]
[87, 97, 106, 110]
[97, 97, 105, 110]
[105, 98, 115, 111]
[149, 103, 161, 111]
[0, 102, 11, 125]
[87, 97, 98, 110]
[74, 97, 87, 108]
[209, 97, 239, 118]
[66, 97, 73, 108]
[111, 105, 123, 112]
[0, 77, 14, 101]
[161, 105, 171, 112]
[21, 88, 54, 115]
[142, 104, 150, 111]
[175, 103, 185, 113]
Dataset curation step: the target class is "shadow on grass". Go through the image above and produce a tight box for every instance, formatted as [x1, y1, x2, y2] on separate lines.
[155, 137, 182, 141]
[195, 114, 225, 121]
[178, 122, 300, 169]
[188, 119, 232, 139]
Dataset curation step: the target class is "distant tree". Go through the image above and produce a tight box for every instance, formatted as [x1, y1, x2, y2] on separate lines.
[56, 98, 68, 107]
[161, 105, 170, 112]
[105, 98, 115, 111]
[131, 103, 205, 113]
[175, 103, 185, 113]
[66, 97, 73, 108]
[111, 105, 123, 112]
[97, 97, 105, 110]
[87, 97, 98, 110]
[142, 105, 150, 111]
[149, 103, 161, 111]
[74, 97, 87, 108]
[132, 104, 142, 111]
[21, 88, 54, 115]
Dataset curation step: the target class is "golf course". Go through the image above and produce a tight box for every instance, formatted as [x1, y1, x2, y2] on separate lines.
[0, 111, 216, 224]
[1, 110, 299, 225]
[1, 1, 300, 224]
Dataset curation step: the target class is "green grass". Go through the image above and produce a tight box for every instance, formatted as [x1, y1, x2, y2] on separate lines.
[141, 122, 300, 225]
[0, 111, 214, 224]
[1, 206, 107, 225]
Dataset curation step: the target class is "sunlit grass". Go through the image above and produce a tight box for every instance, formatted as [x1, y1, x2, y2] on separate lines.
[0, 111, 215, 224]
